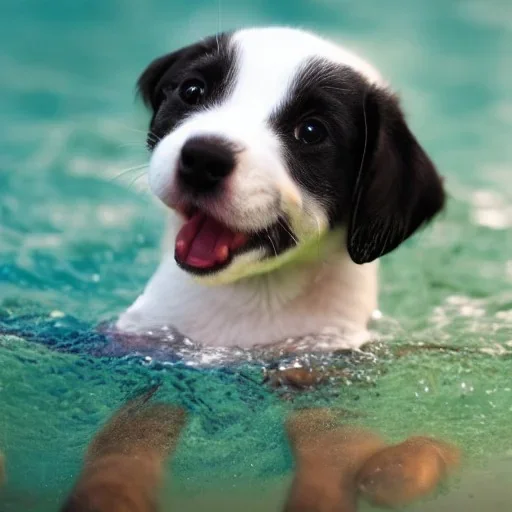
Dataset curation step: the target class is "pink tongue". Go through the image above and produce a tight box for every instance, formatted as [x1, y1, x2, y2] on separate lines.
[175, 212, 248, 269]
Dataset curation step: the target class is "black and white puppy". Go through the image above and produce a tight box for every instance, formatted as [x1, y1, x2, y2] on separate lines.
[117, 27, 445, 349]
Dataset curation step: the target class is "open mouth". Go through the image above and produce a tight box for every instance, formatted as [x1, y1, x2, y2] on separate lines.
[174, 210, 297, 274]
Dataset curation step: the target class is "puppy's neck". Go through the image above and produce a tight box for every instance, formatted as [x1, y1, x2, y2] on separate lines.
[118, 247, 378, 349]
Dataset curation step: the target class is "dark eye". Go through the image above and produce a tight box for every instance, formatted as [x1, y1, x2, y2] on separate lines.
[179, 78, 206, 105]
[294, 119, 328, 145]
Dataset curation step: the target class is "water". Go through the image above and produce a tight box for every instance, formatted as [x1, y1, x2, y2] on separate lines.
[1, 0, 512, 510]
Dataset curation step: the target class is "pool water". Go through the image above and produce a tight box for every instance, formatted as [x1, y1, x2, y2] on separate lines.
[1, 0, 512, 510]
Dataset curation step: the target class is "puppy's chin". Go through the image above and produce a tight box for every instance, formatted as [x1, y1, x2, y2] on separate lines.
[190, 228, 343, 286]
[164, 186, 334, 285]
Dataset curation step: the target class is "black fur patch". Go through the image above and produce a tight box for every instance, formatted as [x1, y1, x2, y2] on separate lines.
[269, 57, 445, 263]
[137, 33, 237, 149]
[269, 58, 369, 225]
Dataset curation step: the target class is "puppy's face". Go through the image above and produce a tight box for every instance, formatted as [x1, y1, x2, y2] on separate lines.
[138, 28, 445, 283]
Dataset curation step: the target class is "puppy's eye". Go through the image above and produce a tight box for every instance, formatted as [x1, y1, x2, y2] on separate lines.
[294, 119, 327, 145]
[179, 78, 206, 105]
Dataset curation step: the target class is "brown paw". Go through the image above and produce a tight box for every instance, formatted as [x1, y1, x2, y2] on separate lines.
[284, 408, 385, 512]
[62, 390, 187, 512]
[357, 435, 460, 507]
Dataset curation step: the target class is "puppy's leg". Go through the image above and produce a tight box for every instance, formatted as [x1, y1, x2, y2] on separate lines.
[284, 408, 385, 512]
[357, 435, 460, 507]
[61, 388, 187, 512]
[84, 386, 185, 462]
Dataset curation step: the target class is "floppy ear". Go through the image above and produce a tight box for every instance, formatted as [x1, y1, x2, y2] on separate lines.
[347, 87, 445, 264]
[137, 50, 184, 112]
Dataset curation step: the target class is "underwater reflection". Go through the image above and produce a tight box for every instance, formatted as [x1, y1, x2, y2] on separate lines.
[56, 389, 460, 512]
[284, 408, 460, 512]
[60, 386, 187, 512]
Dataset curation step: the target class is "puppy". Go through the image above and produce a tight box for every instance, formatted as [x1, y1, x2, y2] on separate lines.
[117, 27, 445, 349]
[61, 389, 187, 512]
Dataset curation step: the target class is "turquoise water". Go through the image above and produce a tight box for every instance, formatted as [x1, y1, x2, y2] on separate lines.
[1, 0, 512, 510]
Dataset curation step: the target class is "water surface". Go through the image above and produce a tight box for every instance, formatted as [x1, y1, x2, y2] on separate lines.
[1, 0, 512, 510]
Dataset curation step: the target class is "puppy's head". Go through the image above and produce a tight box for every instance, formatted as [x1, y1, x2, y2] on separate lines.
[138, 27, 445, 283]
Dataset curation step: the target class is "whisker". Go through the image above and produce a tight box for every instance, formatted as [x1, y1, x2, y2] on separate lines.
[350, 88, 369, 232]
[113, 126, 149, 137]
[148, 131, 161, 143]
[267, 230, 278, 257]
[127, 172, 148, 189]
[279, 218, 299, 245]
[116, 142, 151, 150]
[109, 125, 161, 144]
[111, 164, 148, 182]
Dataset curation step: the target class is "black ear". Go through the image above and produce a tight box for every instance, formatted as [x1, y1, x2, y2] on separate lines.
[137, 50, 184, 112]
[347, 87, 445, 264]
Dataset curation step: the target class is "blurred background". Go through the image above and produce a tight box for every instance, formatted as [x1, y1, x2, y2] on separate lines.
[1, 1, 512, 511]
[1, 0, 512, 324]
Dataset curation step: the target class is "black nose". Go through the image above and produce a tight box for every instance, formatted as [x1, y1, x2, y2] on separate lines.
[178, 136, 235, 192]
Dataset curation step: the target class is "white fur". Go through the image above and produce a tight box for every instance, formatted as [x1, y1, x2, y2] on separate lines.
[117, 27, 385, 348]
[118, 236, 379, 348]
